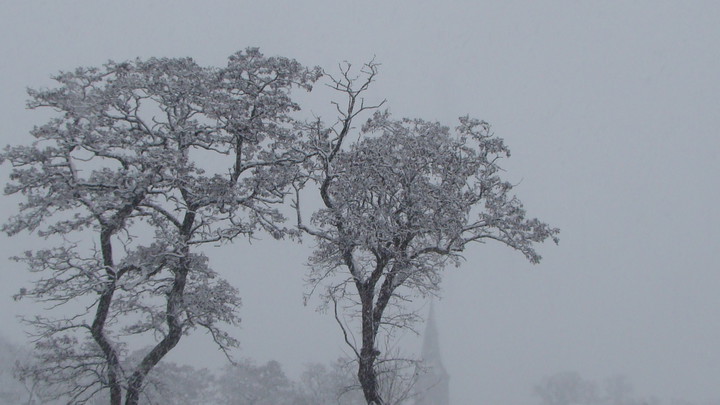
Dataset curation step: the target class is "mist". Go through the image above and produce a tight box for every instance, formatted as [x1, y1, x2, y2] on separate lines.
[1, 1, 719, 404]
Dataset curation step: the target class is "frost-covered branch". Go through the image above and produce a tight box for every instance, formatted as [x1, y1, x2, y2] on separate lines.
[3, 48, 320, 405]
[297, 62, 558, 405]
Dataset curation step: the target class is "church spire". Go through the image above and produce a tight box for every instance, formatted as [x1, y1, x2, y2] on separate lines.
[414, 302, 449, 405]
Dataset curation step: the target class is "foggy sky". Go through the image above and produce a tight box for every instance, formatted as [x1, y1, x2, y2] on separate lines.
[1, 1, 719, 403]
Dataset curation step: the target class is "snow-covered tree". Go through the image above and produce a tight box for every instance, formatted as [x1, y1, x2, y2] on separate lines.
[2, 48, 320, 405]
[295, 62, 559, 404]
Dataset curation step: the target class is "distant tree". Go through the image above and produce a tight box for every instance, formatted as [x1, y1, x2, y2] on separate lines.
[2, 48, 320, 405]
[603, 375, 636, 405]
[535, 371, 599, 405]
[215, 359, 303, 405]
[0, 335, 38, 404]
[295, 62, 559, 405]
[535, 372, 664, 405]
[298, 360, 366, 405]
[135, 360, 214, 405]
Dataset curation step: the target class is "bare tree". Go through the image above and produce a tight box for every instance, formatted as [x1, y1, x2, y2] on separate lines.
[2, 48, 320, 405]
[295, 62, 559, 404]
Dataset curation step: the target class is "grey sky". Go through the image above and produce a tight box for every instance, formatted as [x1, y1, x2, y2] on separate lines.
[1, 1, 719, 403]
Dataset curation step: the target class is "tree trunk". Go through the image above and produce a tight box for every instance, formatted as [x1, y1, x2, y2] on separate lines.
[92, 230, 123, 405]
[124, 262, 188, 404]
[358, 349, 383, 405]
[358, 286, 384, 405]
[124, 212, 194, 405]
[91, 282, 122, 405]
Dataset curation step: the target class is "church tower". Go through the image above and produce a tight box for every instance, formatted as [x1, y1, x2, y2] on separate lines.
[414, 303, 450, 405]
